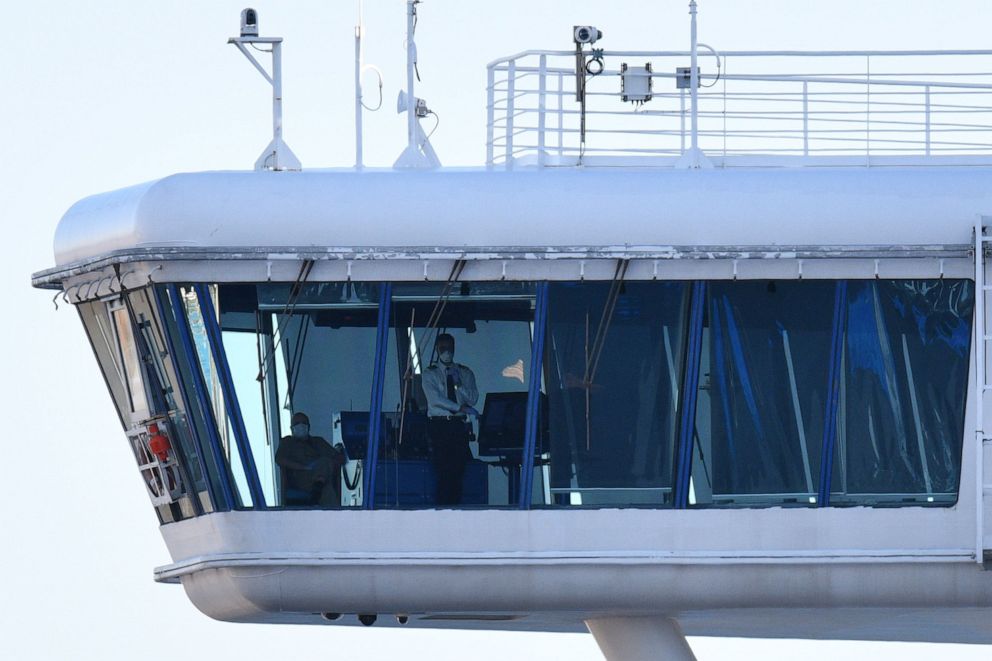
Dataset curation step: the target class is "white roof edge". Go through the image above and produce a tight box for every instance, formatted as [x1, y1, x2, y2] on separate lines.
[46, 167, 992, 270]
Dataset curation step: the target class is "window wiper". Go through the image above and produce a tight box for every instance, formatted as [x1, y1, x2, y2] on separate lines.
[255, 258, 315, 384]
[583, 258, 629, 388]
[397, 259, 466, 445]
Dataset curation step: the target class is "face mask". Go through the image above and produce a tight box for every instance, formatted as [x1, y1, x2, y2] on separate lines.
[438, 350, 454, 364]
[291, 424, 309, 439]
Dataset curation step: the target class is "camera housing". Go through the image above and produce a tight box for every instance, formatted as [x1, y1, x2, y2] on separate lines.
[573, 25, 602, 45]
[240, 8, 259, 38]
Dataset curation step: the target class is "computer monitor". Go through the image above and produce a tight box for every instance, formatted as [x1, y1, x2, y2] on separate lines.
[478, 391, 547, 458]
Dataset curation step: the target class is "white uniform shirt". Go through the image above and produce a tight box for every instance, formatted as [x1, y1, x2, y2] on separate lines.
[422, 362, 479, 417]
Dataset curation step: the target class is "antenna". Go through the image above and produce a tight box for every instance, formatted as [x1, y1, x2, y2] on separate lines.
[394, 0, 441, 169]
[228, 8, 302, 171]
[355, 0, 384, 169]
[674, 0, 713, 169]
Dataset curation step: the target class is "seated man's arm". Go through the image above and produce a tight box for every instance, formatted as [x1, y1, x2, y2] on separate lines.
[314, 436, 346, 468]
[276, 441, 314, 470]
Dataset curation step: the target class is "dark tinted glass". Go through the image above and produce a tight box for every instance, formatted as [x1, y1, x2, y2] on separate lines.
[540, 281, 689, 507]
[690, 280, 834, 507]
[831, 280, 973, 505]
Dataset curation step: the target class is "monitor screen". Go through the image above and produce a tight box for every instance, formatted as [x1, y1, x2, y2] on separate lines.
[337, 411, 387, 460]
[478, 391, 545, 457]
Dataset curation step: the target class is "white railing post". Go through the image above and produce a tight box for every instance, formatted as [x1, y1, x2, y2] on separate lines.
[557, 72, 564, 157]
[925, 85, 932, 156]
[803, 81, 809, 157]
[689, 1, 701, 155]
[680, 87, 686, 154]
[538, 54, 548, 167]
[976, 216, 987, 564]
[486, 65, 495, 167]
[865, 54, 871, 166]
[505, 59, 516, 170]
[722, 57, 728, 158]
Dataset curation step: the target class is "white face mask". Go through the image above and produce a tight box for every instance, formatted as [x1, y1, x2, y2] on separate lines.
[291, 424, 309, 439]
[438, 350, 454, 364]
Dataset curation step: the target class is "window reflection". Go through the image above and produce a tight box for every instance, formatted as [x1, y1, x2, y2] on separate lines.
[690, 281, 833, 507]
[76, 278, 973, 516]
[539, 281, 689, 507]
[831, 280, 973, 505]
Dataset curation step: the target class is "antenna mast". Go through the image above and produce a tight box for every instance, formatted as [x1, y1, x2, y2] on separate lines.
[394, 0, 441, 169]
[228, 8, 302, 171]
[674, 0, 712, 169]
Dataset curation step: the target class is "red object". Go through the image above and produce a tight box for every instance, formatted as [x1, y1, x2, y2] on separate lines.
[148, 424, 172, 462]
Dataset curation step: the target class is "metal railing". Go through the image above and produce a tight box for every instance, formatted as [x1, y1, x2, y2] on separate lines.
[486, 49, 992, 168]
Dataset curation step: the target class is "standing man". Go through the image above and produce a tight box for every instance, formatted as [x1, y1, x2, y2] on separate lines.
[275, 412, 345, 507]
[422, 333, 479, 506]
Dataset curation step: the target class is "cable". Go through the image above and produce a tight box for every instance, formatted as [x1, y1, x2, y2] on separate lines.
[697, 42, 722, 88]
[360, 65, 384, 111]
[425, 110, 440, 140]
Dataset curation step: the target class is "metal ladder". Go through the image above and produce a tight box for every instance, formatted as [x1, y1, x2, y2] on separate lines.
[975, 217, 992, 564]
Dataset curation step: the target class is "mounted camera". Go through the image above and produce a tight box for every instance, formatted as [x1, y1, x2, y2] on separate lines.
[573, 26, 602, 45]
[240, 8, 259, 37]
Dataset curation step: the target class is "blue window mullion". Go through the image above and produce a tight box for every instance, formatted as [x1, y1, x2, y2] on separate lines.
[165, 284, 234, 511]
[818, 280, 849, 507]
[519, 282, 549, 509]
[363, 283, 392, 510]
[674, 281, 707, 509]
[152, 286, 218, 510]
[194, 284, 267, 508]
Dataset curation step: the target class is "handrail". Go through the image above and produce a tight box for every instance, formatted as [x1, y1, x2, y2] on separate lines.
[486, 48, 992, 168]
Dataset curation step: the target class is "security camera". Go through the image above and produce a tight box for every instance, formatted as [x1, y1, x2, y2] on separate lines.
[240, 8, 259, 37]
[573, 25, 602, 45]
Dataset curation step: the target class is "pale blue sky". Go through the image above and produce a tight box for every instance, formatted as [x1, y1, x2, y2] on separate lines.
[6, 1, 992, 659]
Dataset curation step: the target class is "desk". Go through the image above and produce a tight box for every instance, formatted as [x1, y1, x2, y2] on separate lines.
[374, 459, 488, 507]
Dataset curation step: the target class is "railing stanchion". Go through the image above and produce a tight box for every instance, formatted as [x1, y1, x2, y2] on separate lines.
[925, 85, 932, 156]
[538, 55, 547, 167]
[976, 217, 987, 564]
[722, 57, 728, 159]
[803, 81, 809, 157]
[506, 60, 516, 170]
[865, 55, 871, 166]
[486, 65, 495, 167]
[680, 87, 686, 154]
[557, 72, 564, 157]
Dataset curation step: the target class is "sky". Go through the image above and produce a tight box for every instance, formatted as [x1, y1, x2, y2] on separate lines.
[5, 1, 992, 659]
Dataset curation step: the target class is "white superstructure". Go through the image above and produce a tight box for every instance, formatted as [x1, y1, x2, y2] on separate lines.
[32, 4, 992, 660]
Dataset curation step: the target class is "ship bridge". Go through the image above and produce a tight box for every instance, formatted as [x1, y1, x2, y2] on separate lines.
[29, 6, 992, 660]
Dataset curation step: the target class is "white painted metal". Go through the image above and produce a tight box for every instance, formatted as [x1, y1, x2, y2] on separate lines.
[228, 36, 301, 171]
[485, 49, 992, 168]
[393, 0, 439, 169]
[586, 617, 696, 661]
[674, 1, 711, 169]
[41, 168, 992, 269]
[976, 216, 990, 563]
[149, 508, 992, 641]
[354, 1, 364, 169]
[30, 12, 992, 648]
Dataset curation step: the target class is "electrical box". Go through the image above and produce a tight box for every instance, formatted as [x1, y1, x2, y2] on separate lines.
[676, 66, 701, 89]
[621, 63, 653, 104]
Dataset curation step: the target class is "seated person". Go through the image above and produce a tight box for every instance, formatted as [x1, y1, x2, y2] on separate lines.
[275, 412, 345, 507]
